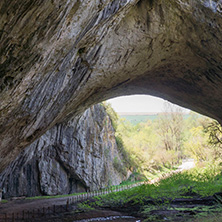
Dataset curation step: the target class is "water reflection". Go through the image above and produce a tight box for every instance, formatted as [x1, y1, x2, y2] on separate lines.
[73, 215, 139, 222]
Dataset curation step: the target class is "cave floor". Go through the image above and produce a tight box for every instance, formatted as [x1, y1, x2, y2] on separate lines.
[0, 194, 221, 222]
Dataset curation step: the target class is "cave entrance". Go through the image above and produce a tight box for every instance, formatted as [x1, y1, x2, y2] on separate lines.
[104, 94, 221, 180]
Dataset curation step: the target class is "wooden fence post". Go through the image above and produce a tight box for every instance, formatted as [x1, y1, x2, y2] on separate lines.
[12, 213, 15, 221]
[66, 199, 69, 211]
[32, 209, 35, 218]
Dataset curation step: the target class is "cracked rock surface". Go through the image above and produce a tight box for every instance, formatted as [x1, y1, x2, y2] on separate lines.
[0, 104, 125, 198]
[1, 0, 222, 171]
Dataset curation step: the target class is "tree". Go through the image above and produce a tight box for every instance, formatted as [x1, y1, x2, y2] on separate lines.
[206, 121, 222, 147]
[156, 102, 184, 155]
[184, 126, 210, 161]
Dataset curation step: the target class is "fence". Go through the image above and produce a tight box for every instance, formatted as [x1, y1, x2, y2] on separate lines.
[0, 204, 68, 222]
[0, 170, 180, 222]
[0, 183, 144, 222]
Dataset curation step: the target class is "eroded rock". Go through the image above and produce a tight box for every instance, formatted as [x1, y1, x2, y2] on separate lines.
[0, 105, 126, 198]
[1, 0, 222, 171]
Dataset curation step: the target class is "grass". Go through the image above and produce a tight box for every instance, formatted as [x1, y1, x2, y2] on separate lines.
[190, 213, 222, 222]
[1, 200, 8, 203]
[26, 160, 179, 201]
[78, 164, 222, 221]
[26, 192, 81, 200]
[23, 163, 222, 221]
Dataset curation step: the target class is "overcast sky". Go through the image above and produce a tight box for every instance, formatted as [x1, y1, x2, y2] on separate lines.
[107, 95, 190, 113]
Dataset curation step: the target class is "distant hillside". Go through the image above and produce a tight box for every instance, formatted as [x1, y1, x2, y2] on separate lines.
[118, 112, 190, 125]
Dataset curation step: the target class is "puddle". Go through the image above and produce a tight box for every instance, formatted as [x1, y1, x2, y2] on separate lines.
[73, 215, 140, 222]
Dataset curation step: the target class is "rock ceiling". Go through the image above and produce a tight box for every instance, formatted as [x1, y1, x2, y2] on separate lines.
[0, 0, 222, 171]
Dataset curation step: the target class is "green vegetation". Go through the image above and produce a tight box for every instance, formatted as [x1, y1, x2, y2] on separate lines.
[101, 101, 119, 130]
[76, 200, 95, 212]
[190, 212, 222, 222]
[92, 165, 222, 203]
[107, 102, 222, 177]
[79, 165, 222, 221]
[120, 114, 158, 125]
[1, 199, 8, 203]
[26, 101, 222, 221]
[97, 101, 222, 221]
[113, 156, 128, 176]
[120, 113, 191, 125]
[26, 192, 81, 200]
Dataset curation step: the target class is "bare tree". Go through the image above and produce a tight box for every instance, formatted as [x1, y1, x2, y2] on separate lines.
[157, 102, 184, 154]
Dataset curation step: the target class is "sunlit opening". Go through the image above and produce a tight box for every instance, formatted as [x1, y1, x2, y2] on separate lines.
[103, 95, 222, 184]
[107, 95, 190, 114]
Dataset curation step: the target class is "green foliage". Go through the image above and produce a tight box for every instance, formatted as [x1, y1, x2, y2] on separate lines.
[77, 201, 95, 211]
[102, 100, 222, 186]
[184, 117, 222, 163]
[112, 101, 222, 174]
[1, 200, 8, 203]
[101, 101, 119, 131]
[184, 126, 210, 161]
[83, 164, 222, 221]
[113, 156, 127, 176]
[120, 114, 158, 125]
[115, 102, 187, 174]
[124, 171, 147, 183]
[191, 212, 222, 222]
[206, 121, 222, 147]
[26, 192, 82, 200]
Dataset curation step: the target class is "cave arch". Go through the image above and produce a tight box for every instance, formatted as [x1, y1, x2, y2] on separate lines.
[1, 0, 222, 171]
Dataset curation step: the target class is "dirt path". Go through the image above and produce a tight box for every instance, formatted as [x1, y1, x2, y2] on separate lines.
[0, 199, 142, 221]
[0, 196, 70, 213]
[0, 161, 196, 221]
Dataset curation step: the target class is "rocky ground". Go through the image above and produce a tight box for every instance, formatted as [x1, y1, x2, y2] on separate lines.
[1, 161, 219, 222]
[0, 198, 142, 221]
[0, 192, 221, 222]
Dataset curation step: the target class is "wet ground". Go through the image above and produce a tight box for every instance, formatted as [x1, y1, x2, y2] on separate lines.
[1, 193, 222, 222]
[1, 160, 218, 222]
[0, 196, 70, 213]
[0, 198, 142, 222]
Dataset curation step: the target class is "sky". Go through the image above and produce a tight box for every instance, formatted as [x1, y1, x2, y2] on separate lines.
[107, 95, 190, 113]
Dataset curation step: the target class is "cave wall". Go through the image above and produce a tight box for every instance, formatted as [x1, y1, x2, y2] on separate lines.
[0, 104, 126, 198]
[1, 0, 222, 171]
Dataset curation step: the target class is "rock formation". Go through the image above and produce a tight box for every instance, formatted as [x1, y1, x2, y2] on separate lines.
[1, 0, 222, 171]
[0, 104, 126, 198]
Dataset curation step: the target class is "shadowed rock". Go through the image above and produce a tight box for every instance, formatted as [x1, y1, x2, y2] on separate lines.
[0, 105, 126, 198]
[1, 0, 222, 171]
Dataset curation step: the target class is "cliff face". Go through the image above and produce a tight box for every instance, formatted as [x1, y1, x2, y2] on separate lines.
[0, 104, 126, 198]
[1, 0, 222, 171]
